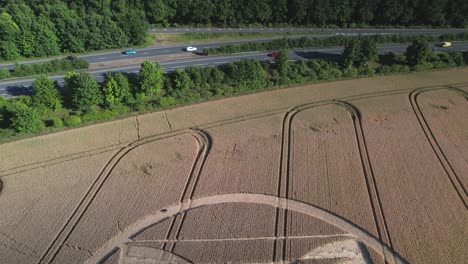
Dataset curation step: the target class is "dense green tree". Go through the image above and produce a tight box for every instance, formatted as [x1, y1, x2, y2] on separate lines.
[66, 72, 103, 111]
[0, 96, 9, 128]
[102, 73, 131, 106]
[0, 12, 19, 42]
[271, 0, 288, 23]
[288, 0, 308, 24]
[172, 69, 194, 99]
[145, 0, 169, 25]
[0, 40, 20, 60]
[8, 101, 45, 133]
[32, 75, 62, 111]
[190, 0, 215, 25]
[405, 38, 431, 66]
[211, 0, 235, 26]
[275, 51, 291, 84]
[33, 16, 60, 57]
[138, 61, 165, 96]
[342, 38, 378, 68]
[116, 9, 149, 45]
[342, 39, 361, 68]
[47, 3, 88, 53]
[114, 73, 132, 103]
[360, 38, 378, 65]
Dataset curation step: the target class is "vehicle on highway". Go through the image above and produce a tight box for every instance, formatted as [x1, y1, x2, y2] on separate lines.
[438, 42, 452, 48]
[186, 46, 197, 52]
[269, 52, 280, 58]
[123, 49, 137, 55]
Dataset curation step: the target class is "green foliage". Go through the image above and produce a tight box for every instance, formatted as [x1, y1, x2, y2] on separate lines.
[0, 40, 20, 60]
[205, 33, 468, 56]
[102, 73, 132, 107]
[116, 9, 149, 46]
[102, 73, 120, 107]
[342, 37, 378, 68]
[377, 64, 412, 75]
[138, 61, 165, 96]
[275, 51, 290, 84]
[12, 57, 89, 78]
[0, 96, 10, 128]
[405, 39, 431, 66]
[342, 39, 361, 68]
[64, 115, 82, 127]
[159, 96, 177, 108]
[342, 67, 359, 77]
[7, 102, 45, 133]
[224, 59, 268, 91]
[81, 105, 130, 123]
[463, 52, 468, 65]
[32, 75, 62, 111]
[66, 72, 103, 112]
[0, 2, 145, 62]
[0, 68, 10, 80]
[52, 118, 63, 128]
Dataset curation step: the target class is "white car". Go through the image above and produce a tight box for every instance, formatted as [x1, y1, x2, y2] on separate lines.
[186, 46, 197, 52]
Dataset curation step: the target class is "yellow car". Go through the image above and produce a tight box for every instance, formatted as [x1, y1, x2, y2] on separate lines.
[439, 42, 452, 48]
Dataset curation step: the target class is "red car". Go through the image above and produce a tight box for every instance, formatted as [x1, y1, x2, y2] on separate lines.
[269, 52, 280, 58]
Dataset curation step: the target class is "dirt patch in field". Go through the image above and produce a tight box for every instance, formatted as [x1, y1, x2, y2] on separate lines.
[1, 69, 467, 264]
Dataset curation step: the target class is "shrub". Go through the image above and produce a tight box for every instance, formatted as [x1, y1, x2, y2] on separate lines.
[0, 69, 10, 80]
[343, 67, 359, 77]
[463, 52, 468, 65]
[358, 67, 375, 76]
[159, 96, 177, 108]
[8, 103, 45, 133]
[405, 38, 431, 66]
[64, 115, 82, 127]
[52, 118, 63, 128]
[11, 57, 89, 78]
[0, 128, 14, 139]
[449, 52, 465, 66]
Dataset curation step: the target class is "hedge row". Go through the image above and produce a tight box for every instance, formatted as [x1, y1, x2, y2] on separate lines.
[204, 33, 468, 55]
[0, 57, 89, 80]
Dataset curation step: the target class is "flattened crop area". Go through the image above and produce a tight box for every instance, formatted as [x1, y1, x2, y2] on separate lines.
[0, 78, 467, 264]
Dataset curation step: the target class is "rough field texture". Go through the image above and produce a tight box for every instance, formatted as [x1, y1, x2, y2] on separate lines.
[1, 69, 467, 264]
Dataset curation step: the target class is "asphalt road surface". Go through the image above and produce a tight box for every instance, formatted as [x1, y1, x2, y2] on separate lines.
[2, 27, 468, 71]
[149, 27, 468, 35]
[1, 42, 468, 98]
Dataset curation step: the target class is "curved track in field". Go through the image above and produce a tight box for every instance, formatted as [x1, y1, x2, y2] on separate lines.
[85, 193, 407, 264]
[37, 129, 211, 264]
[274, 101, 392, 262]
[409, 87, 468, 208]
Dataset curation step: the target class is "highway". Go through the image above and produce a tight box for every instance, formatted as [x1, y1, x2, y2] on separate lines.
[149, 27, 468, 35]
[1, 27, 467, 71]
[2, 42, 468, 98]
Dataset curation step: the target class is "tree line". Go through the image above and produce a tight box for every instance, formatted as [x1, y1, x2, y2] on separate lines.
[1, 37, 467, 139]
[0, 1, 148, 61]
[38, 0, 467, 28]
[1, 0, 467, 62]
